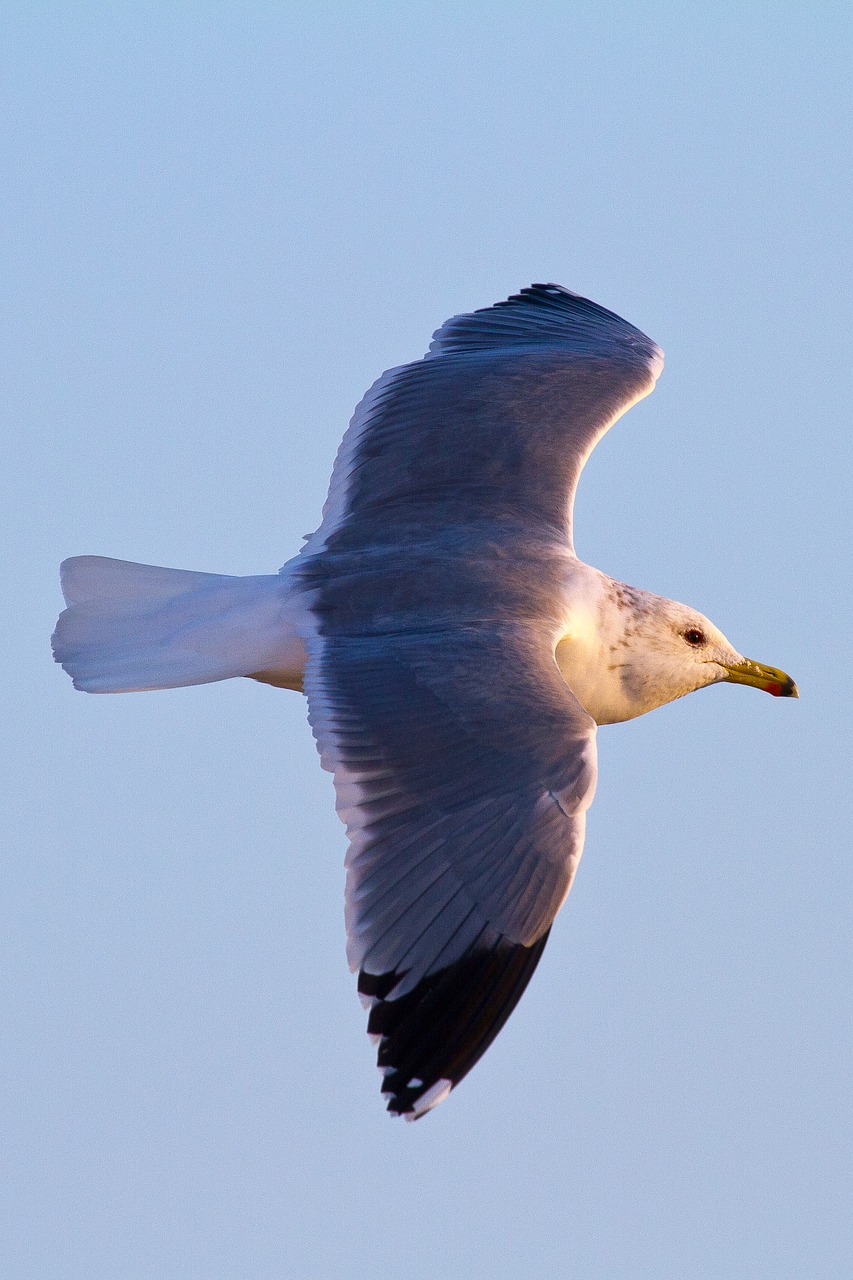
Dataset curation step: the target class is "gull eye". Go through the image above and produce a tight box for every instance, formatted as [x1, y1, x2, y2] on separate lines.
[684, 627, 706, 647]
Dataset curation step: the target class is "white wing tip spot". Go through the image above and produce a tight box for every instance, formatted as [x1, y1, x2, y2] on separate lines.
[406, 1078, 452, 1121]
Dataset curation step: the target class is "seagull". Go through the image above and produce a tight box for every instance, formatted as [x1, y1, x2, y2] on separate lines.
[53, 284, 797, 1120]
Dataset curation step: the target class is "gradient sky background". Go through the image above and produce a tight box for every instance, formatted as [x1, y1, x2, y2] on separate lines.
[3, 5, 851, 1278]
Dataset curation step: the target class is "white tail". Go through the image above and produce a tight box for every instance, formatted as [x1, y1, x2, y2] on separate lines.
[52, 556, 307, 693]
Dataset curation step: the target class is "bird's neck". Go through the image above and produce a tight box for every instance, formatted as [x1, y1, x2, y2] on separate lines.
[555, 565, 657, 725]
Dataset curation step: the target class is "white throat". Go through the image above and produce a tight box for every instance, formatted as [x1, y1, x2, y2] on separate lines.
[553, 565, 633, 723]
[554, 565, 716, 725]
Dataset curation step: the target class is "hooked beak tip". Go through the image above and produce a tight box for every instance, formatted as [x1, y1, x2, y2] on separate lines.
[721, 659, 798, 699]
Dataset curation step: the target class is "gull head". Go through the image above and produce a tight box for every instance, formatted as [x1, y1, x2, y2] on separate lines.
[557, 575, 798, 725]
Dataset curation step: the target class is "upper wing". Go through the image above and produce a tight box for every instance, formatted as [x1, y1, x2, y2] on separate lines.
[299, 285, 655, 1117]
[304, 283, 663, 558]
[305, 624, 597, 1119]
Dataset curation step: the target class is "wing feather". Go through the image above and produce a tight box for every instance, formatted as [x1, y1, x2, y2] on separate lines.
[304, 626, 596, 1117]
[298, 284, 659, 1114]
[302, 283, 662, 556]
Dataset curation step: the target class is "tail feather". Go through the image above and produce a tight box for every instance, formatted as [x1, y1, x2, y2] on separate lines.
[53, 556, 306, 694]
[59, 556, 223, 608]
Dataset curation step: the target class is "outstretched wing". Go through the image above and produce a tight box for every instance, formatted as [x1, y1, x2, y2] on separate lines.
[299, 285, 658, 1116]
[304, 283, 663, 558]
[305, 625, 597, 1119]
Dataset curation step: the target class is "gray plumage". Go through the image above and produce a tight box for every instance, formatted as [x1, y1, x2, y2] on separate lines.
[297, 285, 660, 1115]
[53, 284, 796, 1120]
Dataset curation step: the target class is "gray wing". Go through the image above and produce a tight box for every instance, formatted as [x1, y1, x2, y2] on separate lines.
[305, 624, 597, 1119]
[299, 285, 657, 1117]
[304, 283, 663, 558]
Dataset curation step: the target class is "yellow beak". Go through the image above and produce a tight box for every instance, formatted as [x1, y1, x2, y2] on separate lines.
[720, 658, 798, 698]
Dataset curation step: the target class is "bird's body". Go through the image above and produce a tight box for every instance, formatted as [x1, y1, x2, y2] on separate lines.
[53, 285, 796, 1119]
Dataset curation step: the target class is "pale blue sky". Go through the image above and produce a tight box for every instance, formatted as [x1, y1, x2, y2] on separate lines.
[2, 5, 851, 1278]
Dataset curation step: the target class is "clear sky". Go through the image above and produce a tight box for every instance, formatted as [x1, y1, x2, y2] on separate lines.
[2, 5, 851, 1277]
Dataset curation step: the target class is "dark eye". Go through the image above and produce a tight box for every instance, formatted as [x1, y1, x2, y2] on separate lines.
[684, 628, 706, 647]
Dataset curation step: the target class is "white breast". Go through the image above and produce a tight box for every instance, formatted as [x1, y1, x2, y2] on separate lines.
[553, 563, 642, 725]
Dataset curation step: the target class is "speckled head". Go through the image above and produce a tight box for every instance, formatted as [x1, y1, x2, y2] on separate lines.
[556, 574, 797, 725]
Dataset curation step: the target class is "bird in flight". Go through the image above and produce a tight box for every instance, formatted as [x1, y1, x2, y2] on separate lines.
[53, 284, 797, 1119]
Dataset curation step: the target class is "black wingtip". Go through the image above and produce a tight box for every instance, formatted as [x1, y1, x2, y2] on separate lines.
[360, 930, 552, 1119]
[427, 282, 662, 370]
[495, 282, 608, 315]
